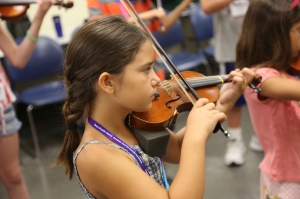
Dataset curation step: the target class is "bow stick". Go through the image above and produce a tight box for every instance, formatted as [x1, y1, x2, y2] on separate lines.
[120, 0, 230, 138]
[120, 0, 194, 103]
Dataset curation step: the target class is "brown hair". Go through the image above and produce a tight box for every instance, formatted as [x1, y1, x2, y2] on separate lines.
[236, 0, 300, 71]
[53, 15, 151, 179]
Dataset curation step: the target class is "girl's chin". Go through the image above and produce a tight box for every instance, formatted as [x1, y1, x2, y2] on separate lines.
[135, 105, 152, 113]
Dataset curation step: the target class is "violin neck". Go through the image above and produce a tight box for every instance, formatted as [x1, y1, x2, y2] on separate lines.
[0, 0, 73, 9]
[184, 75, 230, 88]
[0, 0, 36, 5]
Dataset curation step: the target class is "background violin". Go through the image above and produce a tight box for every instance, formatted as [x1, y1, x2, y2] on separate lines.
[0, 0, 73, 21]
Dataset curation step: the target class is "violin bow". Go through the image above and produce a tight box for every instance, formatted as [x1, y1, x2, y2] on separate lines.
[120, 0, 193, 102]
[120, 0, 230, 138]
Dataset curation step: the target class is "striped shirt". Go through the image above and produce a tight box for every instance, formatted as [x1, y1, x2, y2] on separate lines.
[0, 64, 16, 134]
[73, 140, 167, 199]
[87, 0, 160, 32]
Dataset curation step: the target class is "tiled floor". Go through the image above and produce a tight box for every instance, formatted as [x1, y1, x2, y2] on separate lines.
[0, 101, 264, 199]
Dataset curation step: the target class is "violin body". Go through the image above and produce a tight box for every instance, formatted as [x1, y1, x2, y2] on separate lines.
[129, 71, 220, 132]
[0, 5, 28, 21]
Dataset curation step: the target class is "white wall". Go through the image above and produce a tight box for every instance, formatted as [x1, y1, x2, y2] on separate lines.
[2, 0, 89, 44]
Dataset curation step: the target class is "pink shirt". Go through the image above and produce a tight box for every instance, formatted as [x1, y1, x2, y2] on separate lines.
[244, 68, 300, 182]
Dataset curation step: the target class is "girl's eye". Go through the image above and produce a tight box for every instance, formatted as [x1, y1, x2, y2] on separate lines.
[144, 66, 151, 74]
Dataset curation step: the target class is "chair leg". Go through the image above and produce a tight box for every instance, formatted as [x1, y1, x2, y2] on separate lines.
[20, 141, 36, 158]
[203, 59, 213, 76]
[27, 105, 42, 158]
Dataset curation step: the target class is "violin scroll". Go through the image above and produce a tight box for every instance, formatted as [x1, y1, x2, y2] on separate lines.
[249, 74, 262, 93]
[0, 0, 74, 21]
[56, 0, 74, 9]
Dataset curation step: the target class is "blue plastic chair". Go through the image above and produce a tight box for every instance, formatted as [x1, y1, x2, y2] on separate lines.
[190, 2, 215, 57]
[152, 18, 210, 76]
[4, 36, 66, 158]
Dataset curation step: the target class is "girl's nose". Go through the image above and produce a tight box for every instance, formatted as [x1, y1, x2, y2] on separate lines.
[152, 71, 162, 86]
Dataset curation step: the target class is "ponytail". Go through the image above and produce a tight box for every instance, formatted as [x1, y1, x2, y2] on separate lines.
[52, 101, 84, 179]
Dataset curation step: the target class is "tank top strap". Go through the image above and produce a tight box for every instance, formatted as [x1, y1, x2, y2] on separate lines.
[73, 140, 141, 199]
[73, 140, 140, 167]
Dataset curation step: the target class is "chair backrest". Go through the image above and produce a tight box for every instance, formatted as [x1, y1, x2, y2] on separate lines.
[4, 36, 64, 83]
[190, 2, 213, 41]
[72, 25, 82, 37]
[152, 19, 185, 49]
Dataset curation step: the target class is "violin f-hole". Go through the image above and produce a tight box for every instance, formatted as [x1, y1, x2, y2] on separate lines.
[166, 94, 181, 109]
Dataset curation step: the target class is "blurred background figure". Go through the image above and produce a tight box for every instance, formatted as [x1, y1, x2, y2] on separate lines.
[0, 1, 57, 199]
[201, 0, 263, 167]
[236, 0, 300, 198]
[6, 15, 31, 39]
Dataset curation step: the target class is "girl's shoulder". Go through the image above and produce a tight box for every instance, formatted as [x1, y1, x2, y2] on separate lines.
[254, 67, 281, 76]
[252, 67, 298, 83]
[73, 140, 139, 199]
[75, 140, 134, 160]
[252, 67, 281, 85]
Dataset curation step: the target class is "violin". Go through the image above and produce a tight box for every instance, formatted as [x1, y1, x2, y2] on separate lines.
[130, 71, 261, 133]
[0, 0, 73, 21]
[130, 71, 224, 132]
[290, 57, 300, 76]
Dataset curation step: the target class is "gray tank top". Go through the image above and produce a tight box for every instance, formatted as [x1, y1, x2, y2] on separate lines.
[73, 140, 167, 199]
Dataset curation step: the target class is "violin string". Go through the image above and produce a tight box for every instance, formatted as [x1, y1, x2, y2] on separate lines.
[184, 76, 227, 88]
[120, 0, 195, 104]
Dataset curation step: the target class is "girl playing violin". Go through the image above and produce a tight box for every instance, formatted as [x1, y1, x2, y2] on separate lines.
[0, 1, 56, 199]
[54, 15, 257, 199]
[236, 0, 300, 198]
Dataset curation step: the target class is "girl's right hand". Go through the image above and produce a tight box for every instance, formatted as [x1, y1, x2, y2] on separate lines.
[186, 98, 227, 141]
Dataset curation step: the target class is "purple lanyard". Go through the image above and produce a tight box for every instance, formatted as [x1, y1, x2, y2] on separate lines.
[88, 116, 149, 175]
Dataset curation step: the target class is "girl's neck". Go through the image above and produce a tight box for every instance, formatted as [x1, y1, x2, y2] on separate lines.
[87, 106, 138, 145]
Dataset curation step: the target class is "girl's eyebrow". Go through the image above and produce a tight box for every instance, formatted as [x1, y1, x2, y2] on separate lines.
[141, 61, 154, 67]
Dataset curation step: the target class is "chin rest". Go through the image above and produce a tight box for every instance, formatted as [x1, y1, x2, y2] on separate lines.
[131, 128, 170, 157]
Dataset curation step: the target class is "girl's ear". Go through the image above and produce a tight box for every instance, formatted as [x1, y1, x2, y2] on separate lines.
[98, 72, 114, 94]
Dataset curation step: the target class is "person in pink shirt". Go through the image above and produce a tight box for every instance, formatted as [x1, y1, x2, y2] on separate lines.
[236, 0, 300, 198]
[0, 1, 56, 199]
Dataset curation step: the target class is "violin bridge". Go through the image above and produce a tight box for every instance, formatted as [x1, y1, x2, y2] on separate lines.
[160, 80, 173, 96]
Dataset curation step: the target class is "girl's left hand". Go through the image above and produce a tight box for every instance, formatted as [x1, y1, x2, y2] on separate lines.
[36, 0, 56, 14]
[218, 67, 256, 112]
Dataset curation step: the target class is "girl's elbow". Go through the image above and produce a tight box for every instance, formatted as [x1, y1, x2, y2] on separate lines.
[200, 2, 210, 14]
[11, 60, 26, 69]
[201, 6, 213, 14]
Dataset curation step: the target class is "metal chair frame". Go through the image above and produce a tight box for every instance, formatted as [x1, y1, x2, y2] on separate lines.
[4, 36, 66, 158]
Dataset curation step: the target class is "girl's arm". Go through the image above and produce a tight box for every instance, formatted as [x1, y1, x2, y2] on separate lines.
[78, 99, 225, 199]
[126, 8, 166, 24]
[200, 0, 234, 14]
[0, 0, 54, 68]
[157, 0, 193, 33]
[216, 68, 256, 113]
[259, 76, 300, 101]
[162, 127, 185, 163]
